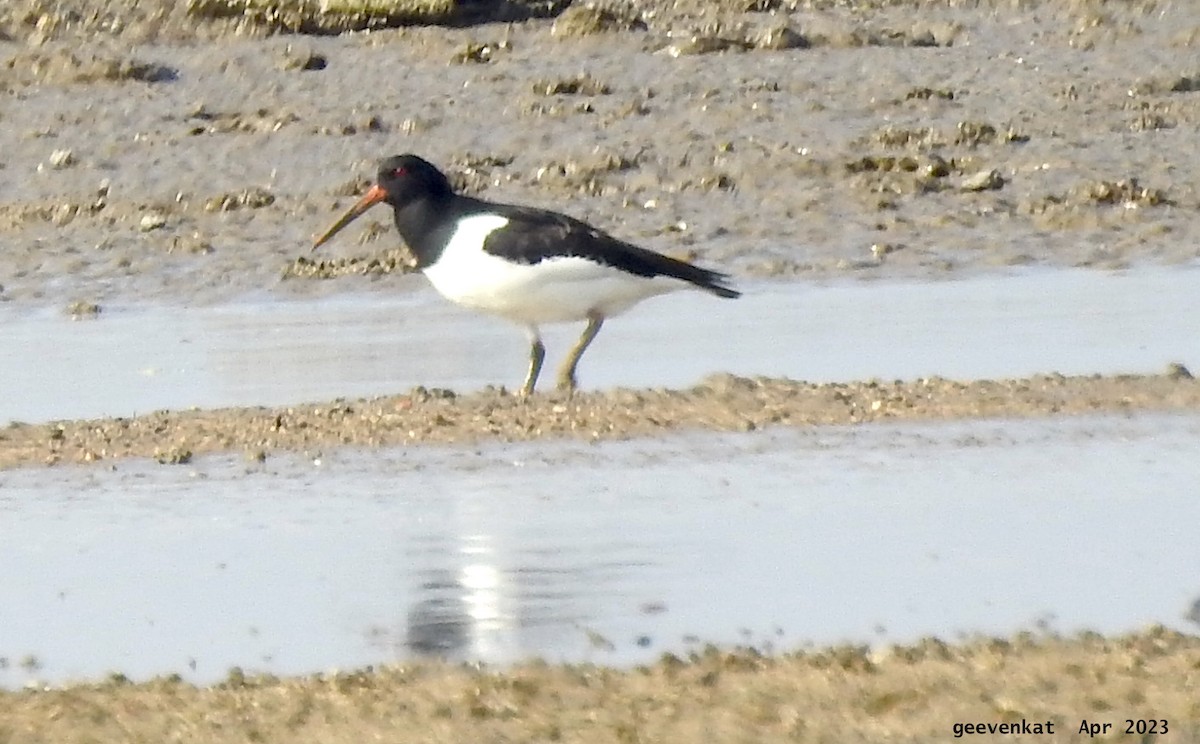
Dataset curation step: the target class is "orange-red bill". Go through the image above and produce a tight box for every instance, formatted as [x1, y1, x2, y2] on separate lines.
[312, 184, 387, 251]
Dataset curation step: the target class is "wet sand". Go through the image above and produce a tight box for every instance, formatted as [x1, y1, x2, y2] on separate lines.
[3, 0, 1200, 738]
[2, 370, 1198, 469]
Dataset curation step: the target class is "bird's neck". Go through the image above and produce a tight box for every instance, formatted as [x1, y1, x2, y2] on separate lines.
[391, 195, 458, 269]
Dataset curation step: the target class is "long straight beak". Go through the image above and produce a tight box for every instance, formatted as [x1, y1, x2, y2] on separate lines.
[312, 184, 387, 251]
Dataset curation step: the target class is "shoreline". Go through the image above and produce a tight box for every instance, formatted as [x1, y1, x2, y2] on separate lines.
[2, 370, 1196, 470]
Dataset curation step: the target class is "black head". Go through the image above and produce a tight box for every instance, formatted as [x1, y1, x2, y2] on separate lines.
[375, 154, 454, 207]
[313, 154, 455, 250]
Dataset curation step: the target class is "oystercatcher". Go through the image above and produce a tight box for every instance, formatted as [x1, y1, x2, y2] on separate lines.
[313, 154, 740, 396]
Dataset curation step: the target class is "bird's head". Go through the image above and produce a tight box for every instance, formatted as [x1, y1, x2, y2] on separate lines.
[312, 154, 454, 251]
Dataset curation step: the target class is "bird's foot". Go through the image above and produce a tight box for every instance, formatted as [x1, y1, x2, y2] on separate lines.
[521, 335, 545, 400]
[518, 372, 540, 398]
[555, 374, 578, 395]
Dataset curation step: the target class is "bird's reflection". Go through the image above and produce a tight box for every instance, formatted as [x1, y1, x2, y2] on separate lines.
[405, 572, 470, 655]
[403, 533, 521, 661]
[405, 540, 518, 657]
[399, 525, 652, 664]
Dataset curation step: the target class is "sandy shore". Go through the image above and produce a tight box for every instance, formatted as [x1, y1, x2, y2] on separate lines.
[2, 370, 1197, 469]
[2, 0, 1199, 737]
[4, 628, 1199, 743]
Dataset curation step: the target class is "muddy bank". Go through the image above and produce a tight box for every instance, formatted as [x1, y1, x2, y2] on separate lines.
[1, 1, 1199, 307]
[3, 628, 1198, 744]
[1, 370, 1195, 469]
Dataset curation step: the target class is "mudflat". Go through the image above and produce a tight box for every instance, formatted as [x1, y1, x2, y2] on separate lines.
[1, 0, 1198, 309]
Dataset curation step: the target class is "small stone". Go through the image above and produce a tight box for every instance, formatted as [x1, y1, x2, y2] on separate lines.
[52, 203, 78, 226]
[451, 40, 511, 64]
[280, 44, 327, 71]
[662, 35, 739, 57]
[960, 169, 1004, 192]
[48, 148, 75, 169]
[871, 243, 900, 260]
[924, 156, 951, 178]
[66, 300, 101, 319]
[754, 25, 808, 50]
[551, 4, 642, 37]
[140, 211, 167, 231]
[907, 29, 937, 47]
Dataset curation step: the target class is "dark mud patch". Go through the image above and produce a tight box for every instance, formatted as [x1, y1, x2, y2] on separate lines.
[0, 48, 175, 89]
[184, 0, 568, 36]
[0, 0, 565, 43]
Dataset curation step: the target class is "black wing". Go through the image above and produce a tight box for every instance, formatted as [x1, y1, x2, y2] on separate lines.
[477, 202, 740, 299]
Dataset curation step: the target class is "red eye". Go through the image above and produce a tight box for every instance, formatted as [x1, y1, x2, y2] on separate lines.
[393, 167, 407, 177]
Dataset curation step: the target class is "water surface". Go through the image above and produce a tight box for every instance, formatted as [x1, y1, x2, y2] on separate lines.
[1, 413, 1196, 687]
[2, 267, 1197, 424]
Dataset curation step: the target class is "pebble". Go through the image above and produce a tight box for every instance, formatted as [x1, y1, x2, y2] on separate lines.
[49, 149, 75, 168]
[960, 169, 1005, 192]
[37, 148, 76, 171]
[140, 212, 168, 231]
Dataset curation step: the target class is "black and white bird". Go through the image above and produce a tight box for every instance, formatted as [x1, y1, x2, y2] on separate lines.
[313, 154, 740, 396]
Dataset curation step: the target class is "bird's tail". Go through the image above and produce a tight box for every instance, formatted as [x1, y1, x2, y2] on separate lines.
[622, 240, 741, 299]
[700, 270, 741, 299]
[670, 262, 741, 299]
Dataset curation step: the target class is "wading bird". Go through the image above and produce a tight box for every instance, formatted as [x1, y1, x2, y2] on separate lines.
[313, 154, 739, 395]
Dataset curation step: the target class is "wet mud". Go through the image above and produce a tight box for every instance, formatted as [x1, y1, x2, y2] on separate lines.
[0, 0, 1199, 307]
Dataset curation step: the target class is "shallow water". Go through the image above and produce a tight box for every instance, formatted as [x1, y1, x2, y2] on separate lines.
[2, 267, 1198, 424]
[1, 413, 1197, 687]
